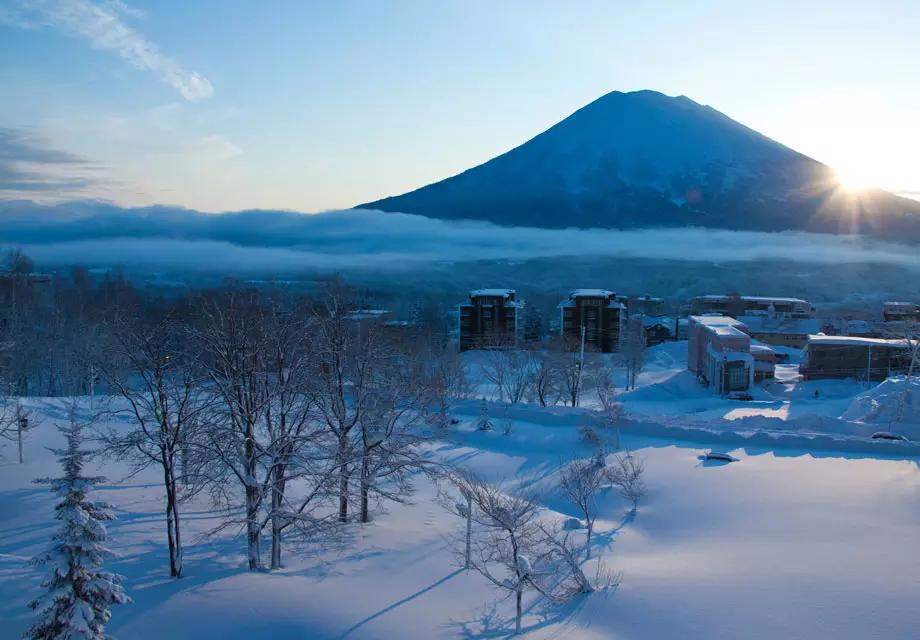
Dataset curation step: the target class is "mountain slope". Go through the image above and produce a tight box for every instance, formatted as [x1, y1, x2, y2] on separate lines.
[358, 90, 920, 238]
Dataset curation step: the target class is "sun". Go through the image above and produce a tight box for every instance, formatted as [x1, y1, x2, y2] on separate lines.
[834, 169, 877, 192]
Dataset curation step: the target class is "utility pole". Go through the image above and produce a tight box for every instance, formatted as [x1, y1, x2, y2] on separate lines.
[89, 364, 96, 411]
[575, 323, 586, 407]
[16, 403, 27, 464]
[866, 345, 872, 388]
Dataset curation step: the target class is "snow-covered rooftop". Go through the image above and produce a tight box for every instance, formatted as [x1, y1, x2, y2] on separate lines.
[737, 314, 820, 335]
[690, 315, 746, 328]
[641, 315, 675, 328]
[698, 294, 809, 305]
[749, 343, 776, 354]
[569, 288, 615, 299]
[470, 288, 515, 299]
[807, 335, 912, 348]
[706, 324, 749, 338]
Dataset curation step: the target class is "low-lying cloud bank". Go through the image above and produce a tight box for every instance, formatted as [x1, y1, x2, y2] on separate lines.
[1, 201, 919, 274]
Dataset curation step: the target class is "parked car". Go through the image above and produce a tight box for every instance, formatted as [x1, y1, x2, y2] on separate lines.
[701, 451, 737, 462]
[871, 432, 909, 442]
[728, 392, 753, 401]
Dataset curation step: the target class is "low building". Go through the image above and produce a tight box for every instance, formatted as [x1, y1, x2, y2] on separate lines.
[842, 319, 883, 338]
[687, 315, 748, 374]
[736, 314, 821, 348]
[459, 289, 523, 351]
[883, 301, 920, 323]
[641, 315, 678, 346]
[692, 294, 813, 318]
[800, 335, 914, 381]
[625, 295, 666, 316]
[750, 343, 777, 380]
[558, 289, 626, 353]
[688, 316, 753, 394]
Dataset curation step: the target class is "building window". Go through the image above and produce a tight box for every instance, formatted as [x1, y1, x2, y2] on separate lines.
[727, 366, 748, 390]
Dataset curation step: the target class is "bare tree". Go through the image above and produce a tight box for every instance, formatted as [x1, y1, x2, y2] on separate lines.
[622, 316, 647, 391]
[528, 350, 558, 407]
[607, 450, 646, 511]
[463, 482, 548, 635]
[537, 522, 600, 595]
[882, 320, 920, 427]
[311, 281, 428, 524]
[436, 468, 480, 570]
[311, 283, 362, 524]
[594, 363, 623, 451]
[355, 348, 429, 523]
[558, 457, 608, 558]
[258, 300, 337, 568]
[190, 288, 273, 571]
[97, 306, 209, 578]
[550, 336, 591, 407]
[481, 350, 509, 403]
[424, 345, 469, 430]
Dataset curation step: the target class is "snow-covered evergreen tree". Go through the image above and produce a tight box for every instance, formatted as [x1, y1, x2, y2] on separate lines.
[25, 407, 129, 640]
[476, 398, 492, 431]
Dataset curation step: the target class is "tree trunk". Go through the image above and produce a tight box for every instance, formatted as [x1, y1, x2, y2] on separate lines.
[246, 484, 261, 570]
[245, 419, 261, 571]
[464, 496, 472, 570]
[163, 456, 182, 578]
[360, 448, 370, 523]
[270, 469, 285, 569]
[585, 520, 593, 560]
[515, 586, 523, 634]
[337, 432, 350, 523]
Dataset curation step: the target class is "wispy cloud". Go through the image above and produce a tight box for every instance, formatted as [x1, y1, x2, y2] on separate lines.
[0, 128, 104, 199]
[2, 0, 213, 101]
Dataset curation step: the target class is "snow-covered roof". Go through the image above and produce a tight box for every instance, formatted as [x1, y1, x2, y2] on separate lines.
[806, 335, 912, 348]
[698, 294, 809, 304]
[749, 343, 776, 354]
[470, 288, 515, 298]
[569, 288, 615, 299]
[346, 309, 392, 320]
[641, 315, 674, 328]
[883, 301, 919, 311]
[558, 289, 624, 309]
[690, 315, 746, 328]
[705, 324, 749, 338]
[737, 314, 820, 335]
[706, 343, 754, 362]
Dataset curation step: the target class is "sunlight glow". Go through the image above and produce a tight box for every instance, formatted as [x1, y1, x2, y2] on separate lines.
[834, 169, 877, 192]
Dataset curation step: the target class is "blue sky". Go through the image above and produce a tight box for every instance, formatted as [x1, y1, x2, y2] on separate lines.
[1, 0, 918, 211]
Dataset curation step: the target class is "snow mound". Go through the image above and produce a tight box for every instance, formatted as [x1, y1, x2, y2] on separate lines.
[842, 377, 920, 433]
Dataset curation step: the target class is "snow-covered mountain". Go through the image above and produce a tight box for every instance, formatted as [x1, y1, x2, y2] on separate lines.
[358, 90, 920, 239]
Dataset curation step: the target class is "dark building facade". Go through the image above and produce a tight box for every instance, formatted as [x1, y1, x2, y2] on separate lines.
[692, 295, 813, 318]
[458, 289, 522, 351]
[883, 301, 920, 323]
[558, 289, 625, 353]
[800, 336, 913, 381]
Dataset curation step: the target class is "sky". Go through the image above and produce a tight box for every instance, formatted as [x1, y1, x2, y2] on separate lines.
[1, 0, 918, 212]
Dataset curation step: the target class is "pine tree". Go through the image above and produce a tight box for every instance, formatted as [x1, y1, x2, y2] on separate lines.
[476, 398, 492, 431]
[26, 407, 129, 640]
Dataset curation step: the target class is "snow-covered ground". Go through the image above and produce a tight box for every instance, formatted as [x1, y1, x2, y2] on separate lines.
[1, 397, 919, 639]
[465, 341, 920, 450]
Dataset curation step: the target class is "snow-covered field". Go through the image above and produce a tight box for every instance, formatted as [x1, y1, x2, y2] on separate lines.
[2, 394, 919, 639]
